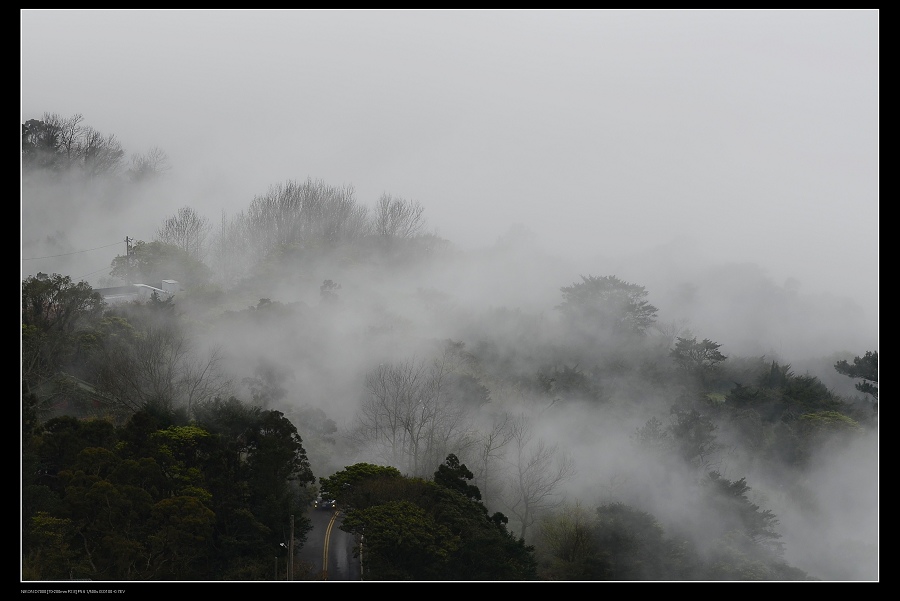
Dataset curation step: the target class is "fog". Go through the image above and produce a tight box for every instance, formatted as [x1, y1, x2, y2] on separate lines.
[22, 10, 877, 581]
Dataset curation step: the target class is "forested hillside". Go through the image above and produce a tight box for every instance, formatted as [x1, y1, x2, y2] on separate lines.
[22, 114, 878, 581]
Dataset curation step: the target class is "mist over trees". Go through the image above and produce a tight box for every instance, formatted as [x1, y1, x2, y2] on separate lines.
[22, 113, 125, 179]
[22, 114, 877, 581]
[834, 351, 878, 405]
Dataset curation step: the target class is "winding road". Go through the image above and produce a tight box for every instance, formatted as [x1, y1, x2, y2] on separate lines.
[295, 506, 361, 581]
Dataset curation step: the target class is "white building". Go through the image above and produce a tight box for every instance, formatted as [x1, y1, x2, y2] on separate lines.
[97, 280, 180, 305]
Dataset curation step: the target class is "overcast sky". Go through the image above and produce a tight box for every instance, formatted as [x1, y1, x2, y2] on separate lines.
[21, 9, 878, 317]
[20, 13, 880, 579]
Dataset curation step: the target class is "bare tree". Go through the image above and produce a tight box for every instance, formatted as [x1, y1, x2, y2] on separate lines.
[23, 113, 129, 178]
[94, 320, 230, 414]
[502, 414, 576, 540]
[155, 206, 212, 263]
[79, 127, 125, 178]
[127, 146, 171, 182]
[209, 209, 252, 287]
[349, 351, 477, 477]
[650, 319, 693, 351]
[351, 359, 429, 472]
[180, 345, 232, 418]
[22, 112, 83, 171]
[419, 345, 478, 472]
[535, 501, 597, 574]
[373, 193, 426, 240]
[93, 321, 186, 411]
[242, 179, 371, 261]
[469, 411, 515, 508]
[56, 113, 85, 165]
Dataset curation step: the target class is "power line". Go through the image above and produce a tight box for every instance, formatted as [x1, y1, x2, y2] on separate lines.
[22, 241, 123, 261]
[21, 264, 114, 284]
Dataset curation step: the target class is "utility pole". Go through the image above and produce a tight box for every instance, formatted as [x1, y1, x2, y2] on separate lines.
[124, 236, 133, 284]
[289, 514, 295, 581]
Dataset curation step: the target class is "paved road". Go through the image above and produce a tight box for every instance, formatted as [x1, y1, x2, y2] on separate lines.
[295, 506, 360, 581]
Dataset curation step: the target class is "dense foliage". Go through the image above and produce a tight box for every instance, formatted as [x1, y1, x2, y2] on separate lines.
[331, 456, 538, 580]
[22, 114, 877, 581]
[22, 400, 314, 580]
[834, 351, 878, 404]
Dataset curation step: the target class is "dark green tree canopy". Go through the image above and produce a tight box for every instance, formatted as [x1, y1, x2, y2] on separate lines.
[668, 405, 721, 467]
[670, 337, 727, 371]
[22, 273, 105, 333]
[319, 463, 403, 506]
[834, 350, 878, 402]
[670, 337, 728, 391]
[110, 240, 211, 288]
[21, 117, 873, 581]
[557, 275, 658, 337]
[22, 274, 107, 396]
[22, 117, 66, 171]
[724, 361, 851, 429]
[700, 472, 783, 557]
[433, 454, 482, 502]
[592, 502, 677, 580]
[333, 462, 537, 580]
[23, 398, 316, 580]
[22, 113, 158, 182]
